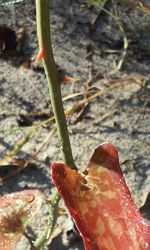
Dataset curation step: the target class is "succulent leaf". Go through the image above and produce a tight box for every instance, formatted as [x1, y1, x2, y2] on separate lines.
[0, 189, 44, 250]
[52, 142, 150, 250]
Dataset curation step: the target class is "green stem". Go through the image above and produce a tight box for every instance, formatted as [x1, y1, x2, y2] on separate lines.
[35, 0, 76, 170]
[34, 191, 60, 249]
[34, 0, 77, 248]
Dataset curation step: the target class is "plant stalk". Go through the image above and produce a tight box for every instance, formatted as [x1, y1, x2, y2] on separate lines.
[34, 0, 77, 248]
[35, 0, 76, 170]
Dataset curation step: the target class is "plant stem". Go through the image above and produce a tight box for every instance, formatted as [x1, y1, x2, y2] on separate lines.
[35, 1, 76, 248]
[34, 190, 60, 249]
[35, 0, 76, 170]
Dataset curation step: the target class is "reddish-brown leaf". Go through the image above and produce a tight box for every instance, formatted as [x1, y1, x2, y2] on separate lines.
[51, 142, 150, 250]
[0, 189, 44, 250]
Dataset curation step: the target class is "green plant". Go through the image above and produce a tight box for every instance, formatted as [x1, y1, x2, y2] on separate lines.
[52, 143, 150, 250]
[0, 1, 150, 250]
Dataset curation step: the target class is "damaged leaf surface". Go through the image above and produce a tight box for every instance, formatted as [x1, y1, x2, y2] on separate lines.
[52, 143, 150, 250]
[0, 189, 44, 250]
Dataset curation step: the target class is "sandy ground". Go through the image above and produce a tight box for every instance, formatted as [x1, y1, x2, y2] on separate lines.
[0, 0, 150, 249]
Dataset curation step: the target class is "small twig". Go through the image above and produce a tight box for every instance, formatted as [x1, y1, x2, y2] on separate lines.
[23, 231, 38, 250]
[119, 0, 150, 16]
[31, 126, 56, 160]
[98, 3, 129, 71]
[92, 108, 117, 125]
[1, 127, 57, 182]
[0, 74, 146, 134]
[0, 115, 55, 133]
[112, 0, 129, 71]
[65, 76, 144, 116]
[0, 131, 35, 166]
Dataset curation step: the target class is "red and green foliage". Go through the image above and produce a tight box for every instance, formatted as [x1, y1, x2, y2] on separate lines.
[52, 142, 150, 250]
[0, 189, 43, 250]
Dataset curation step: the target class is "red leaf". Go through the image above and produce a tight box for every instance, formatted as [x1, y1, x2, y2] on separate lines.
[51, 142, 150, 250]
[0, 189, 44, 250]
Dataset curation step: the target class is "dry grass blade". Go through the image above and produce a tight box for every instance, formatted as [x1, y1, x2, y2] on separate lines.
[119, 0, 150, 16]
[65, 74, 146, 117]
[31, 126, 56, 160]
[98, 3, 129, 72]
[0, 131, 35, 166]
[1, 127, 56, 182]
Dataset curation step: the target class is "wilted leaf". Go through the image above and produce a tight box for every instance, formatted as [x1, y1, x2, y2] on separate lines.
[0, 189, 44, 250]
[52, 142, 150, 250]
